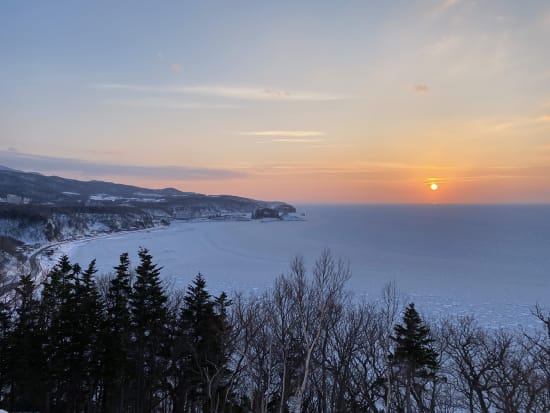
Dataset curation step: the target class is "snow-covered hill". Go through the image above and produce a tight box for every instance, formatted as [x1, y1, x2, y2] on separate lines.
[0, 166, 295, 277]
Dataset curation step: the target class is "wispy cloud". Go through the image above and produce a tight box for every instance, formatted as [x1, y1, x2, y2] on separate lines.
[257, 138, 325, 144]
[421, 165, 550, 184]
[490, 114, 550, 131]
[248, 164, 409, 180]
[244, 162, 550, 184]
[247, 162, 452, 181]
[0, 150, 244, 180]
[240, 130, 325, 137]
[104, 98, 240, 110]
[183, 85, 348, 101]
[95, 83, 349, 102]
[96, 83, 175, 93]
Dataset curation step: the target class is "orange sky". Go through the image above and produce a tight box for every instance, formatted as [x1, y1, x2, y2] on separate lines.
[1, 1, 550, 203]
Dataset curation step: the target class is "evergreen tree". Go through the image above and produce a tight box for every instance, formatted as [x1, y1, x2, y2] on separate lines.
[129, 248, 168, 412]
[0, 295, 11, 409]
[41, 255, 72, 326]
[390, 303, 439, 413]
[102, 252, 133, 412]
[173, 274, 233, 413]
[41, 255, 76, 412]
[6, 273, 46, 412]
[69, 259, 104, 411]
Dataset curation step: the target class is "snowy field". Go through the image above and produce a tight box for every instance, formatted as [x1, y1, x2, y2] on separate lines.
[48, 205, 550, 330]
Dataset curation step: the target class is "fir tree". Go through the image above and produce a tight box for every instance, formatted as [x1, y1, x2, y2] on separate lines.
[70, 259, 104, 411]
[129, 248, 168, 412]
[41, 255, 76, 412]
[173, 274, 233, 413]
[173, 273, 213, 412]
[390, 303, 439, 413]
[41, 255, 72, 326]
[102, 252, 133, 412]
[0, 294, 11, 409]
[6, 273, 46, 412]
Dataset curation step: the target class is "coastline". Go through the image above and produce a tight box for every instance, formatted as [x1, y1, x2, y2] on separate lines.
[30, 212, 306, 279]
[12, 205, 548, 331]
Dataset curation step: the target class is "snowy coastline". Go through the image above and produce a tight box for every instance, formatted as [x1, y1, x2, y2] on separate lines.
[32, 213, 306, 278]
[53, 205, 550, 331]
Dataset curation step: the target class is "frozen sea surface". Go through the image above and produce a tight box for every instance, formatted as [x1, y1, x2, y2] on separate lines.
[66, 205, 550, 329]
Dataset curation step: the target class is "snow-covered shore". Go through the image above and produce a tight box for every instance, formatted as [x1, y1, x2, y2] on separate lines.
[57, 205, 550, 331]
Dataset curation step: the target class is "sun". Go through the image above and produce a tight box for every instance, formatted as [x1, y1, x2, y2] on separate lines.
[430, 183, 439, 191]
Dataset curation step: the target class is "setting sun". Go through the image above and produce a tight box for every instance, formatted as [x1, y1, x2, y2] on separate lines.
[430, 183, 439, 191]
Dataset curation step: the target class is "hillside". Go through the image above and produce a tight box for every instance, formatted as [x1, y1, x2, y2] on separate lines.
[0, 167, 295, 275]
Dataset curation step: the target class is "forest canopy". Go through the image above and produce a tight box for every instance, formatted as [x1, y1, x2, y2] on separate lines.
[0, 249, 549, 413]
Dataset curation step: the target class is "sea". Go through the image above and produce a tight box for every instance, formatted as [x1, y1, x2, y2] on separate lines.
[64, 204, 550, 330]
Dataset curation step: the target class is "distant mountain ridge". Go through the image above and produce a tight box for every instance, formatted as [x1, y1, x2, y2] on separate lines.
[0, 166, 294, 211]
[0, 166, 192, 204]
[0, 166, 295, 275]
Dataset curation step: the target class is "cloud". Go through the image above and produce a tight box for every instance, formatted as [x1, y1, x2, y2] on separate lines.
[95, 83, 350, 102]
[247, 161, 550, 184]
[257, 138, 325, 144]
[423, 165, 550, 183]
[241, 130, 325, 137]
[414, 84, 429, 93]
[184, 85, 348, 101]
[104, 98, 240, 110]
[0, 150, 244, 180]
[246, 164, 407, 180]
[490, 114, 550, 131]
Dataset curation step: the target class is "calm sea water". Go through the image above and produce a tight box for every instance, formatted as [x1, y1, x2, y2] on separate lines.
[66, 204, 550, 328]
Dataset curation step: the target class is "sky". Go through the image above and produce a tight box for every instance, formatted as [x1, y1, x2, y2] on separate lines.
[1, 0, 550, 203]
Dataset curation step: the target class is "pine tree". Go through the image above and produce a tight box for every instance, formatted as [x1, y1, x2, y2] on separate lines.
[0, 294, 11, 409]
[173, 274, 233, 413]
[102, 252, 133, 412]
[129, 248, 168, 413]
[41, 255, 72, 326]
[6, 273, 46, 411]
[71, 259, 104, 411]
[41, 255, 75, 412]
[390, 303, 439, 413]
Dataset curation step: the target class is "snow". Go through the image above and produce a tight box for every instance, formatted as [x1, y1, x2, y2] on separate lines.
[133, 192, 163, 197]
[39, 205, 550, 330]
[89, 194, 119, 201]
[0, 218, 48, 244]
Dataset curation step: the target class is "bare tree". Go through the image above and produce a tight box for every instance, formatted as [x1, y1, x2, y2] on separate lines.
[231, 293, 274, 413]
[379, 281, 400, 412]
[270, 271, 299, 413]
[533, 304, 550, 339]
[288, 250, 350, 412]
